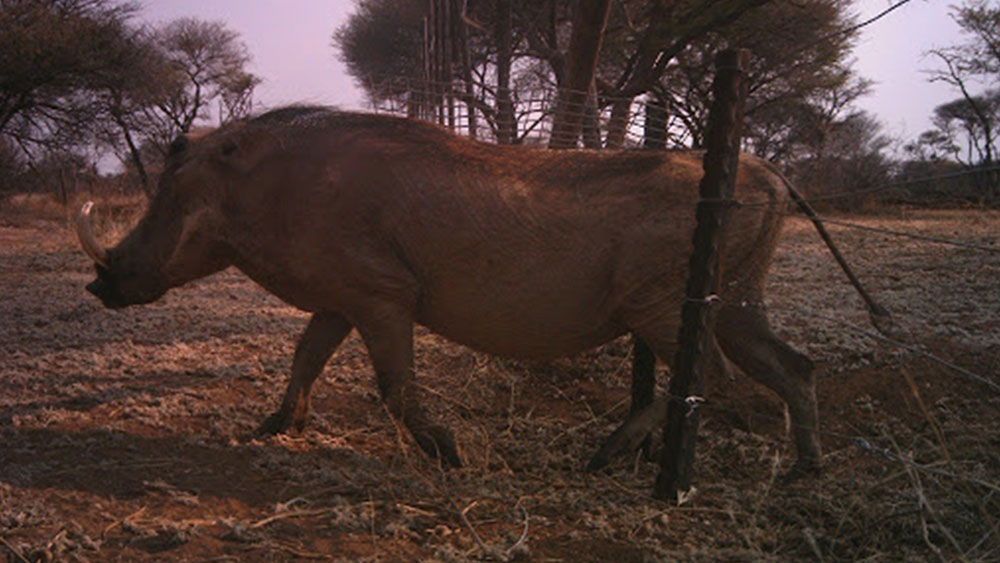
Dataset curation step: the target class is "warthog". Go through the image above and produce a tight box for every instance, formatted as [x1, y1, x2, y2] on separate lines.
[77, 106, 877, 477]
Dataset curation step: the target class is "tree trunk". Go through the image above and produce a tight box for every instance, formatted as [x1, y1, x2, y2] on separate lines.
[433, 0, 444, 124]
[605, 97, 633, 149]
[443, 0, 454, 129]
[115, 114, 151, 196]
[582, 82, 602, 149]
[458, 0, 477, 139]
[549, 0, 612, 149]
[643, 93, 668, 149]
[495, 0, 515, 144]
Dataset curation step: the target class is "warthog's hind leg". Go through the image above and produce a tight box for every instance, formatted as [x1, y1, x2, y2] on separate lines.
[257, 312, 353, 435]
[714, 303, 821, 481]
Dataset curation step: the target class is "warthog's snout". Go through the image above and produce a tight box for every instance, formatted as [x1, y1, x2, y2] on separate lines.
[85, 273, 127, 309]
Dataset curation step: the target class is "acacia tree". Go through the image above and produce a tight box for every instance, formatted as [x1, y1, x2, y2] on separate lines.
[915, 0, 1000, 200]
[791, 110, 893, 206]
[661, 0, 861, 156]
[334, 0, 428, 110]
[0, 2, 259, 196]
[142, 17, 260, 153]
[91, 27, 173, 192]
[336, 0, 874, 153]
[0, 0, 138, 158]
[914, 92, 1000, 165]
[86, 17, 259, 195]
[548, 0, 611, 148]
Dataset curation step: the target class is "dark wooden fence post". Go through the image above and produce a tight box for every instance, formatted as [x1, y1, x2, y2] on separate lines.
[654, 48, 750, 501]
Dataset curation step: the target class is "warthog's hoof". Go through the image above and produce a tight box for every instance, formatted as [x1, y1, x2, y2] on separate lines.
[780, 458, 821, 484]
[586, 398, 668, 472]
[256, 409, 305, 436]
[412, 425, 462, 468]
[587, 429, 656, 472]
[410, 426, 462, 468]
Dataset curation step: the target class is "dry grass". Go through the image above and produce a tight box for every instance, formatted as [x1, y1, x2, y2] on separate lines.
[0, 198, 998, 561]
[1, 192, 148, 242]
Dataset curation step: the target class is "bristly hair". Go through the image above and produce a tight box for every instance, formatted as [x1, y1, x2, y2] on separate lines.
[249, 105, 338, 125]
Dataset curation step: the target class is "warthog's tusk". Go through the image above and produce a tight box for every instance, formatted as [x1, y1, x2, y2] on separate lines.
[75, 201, 109, 268]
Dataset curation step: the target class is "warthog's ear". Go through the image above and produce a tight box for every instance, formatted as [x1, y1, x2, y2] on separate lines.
[214, 129, 278, 175]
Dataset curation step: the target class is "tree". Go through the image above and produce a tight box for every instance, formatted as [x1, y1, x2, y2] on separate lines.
[0, 0, 138, 158]
[91, 16, 260, 195]
[142, 17, 260, 153]
[921, 92, 1000, 165]
[335, 0, 889, 162]
[91, 27, 173, 193]
[920, 0, 1000, 200]
[0, 3, 260, 198]
[338, 0, 771, 144]
[548, 0, 611, 148]
[662, 0, 861, 158]
[29, 149, 98, 203]
[595, 0, 772, 148]
[792, 110, 894, 208]
[0, 137, 26, 193]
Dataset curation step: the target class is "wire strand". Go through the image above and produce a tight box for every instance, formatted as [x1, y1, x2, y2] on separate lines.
[762, 207, 1000, 254]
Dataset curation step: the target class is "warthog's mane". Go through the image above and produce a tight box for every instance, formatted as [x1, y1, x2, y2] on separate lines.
[246, 105, 437, 137]
[248, 105, 340, 127]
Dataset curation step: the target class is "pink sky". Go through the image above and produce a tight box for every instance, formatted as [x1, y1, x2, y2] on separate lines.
[140, 0, 365, 110]
[139, 0, 965, 142]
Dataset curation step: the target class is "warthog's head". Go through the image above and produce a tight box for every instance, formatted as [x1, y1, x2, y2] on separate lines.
[78, 134, 235, 309]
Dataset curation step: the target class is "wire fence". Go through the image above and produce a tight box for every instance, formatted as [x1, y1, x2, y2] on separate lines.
[365, 83, 1000, 263]
[363, 76, 1000, 208]
[364, 75, 681, 148]
[631, 290, 1000, 506]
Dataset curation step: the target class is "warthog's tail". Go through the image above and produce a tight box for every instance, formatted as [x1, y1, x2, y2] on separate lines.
[780, 181, 896, 336]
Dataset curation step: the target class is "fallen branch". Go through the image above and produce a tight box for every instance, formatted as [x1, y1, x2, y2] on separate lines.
[0, 535, 30, 563]
[249, 508, 336, 530]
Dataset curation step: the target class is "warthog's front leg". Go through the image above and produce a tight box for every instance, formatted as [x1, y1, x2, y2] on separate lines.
[258, 312, 353, 435]
[355, 302, 461, 468]
[629, 337, 657, 461]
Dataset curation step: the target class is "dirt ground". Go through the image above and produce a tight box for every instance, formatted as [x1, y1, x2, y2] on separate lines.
[1, 197, 998, 562]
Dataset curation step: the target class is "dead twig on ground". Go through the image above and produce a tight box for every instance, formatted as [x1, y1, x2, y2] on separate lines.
[459, 500, 500, 561]
[368, 490, 378, 560]
[102, 507, 147, 541]
[0, 535, 31, 563]
[505, 503, 530, 559]
[265, 540, 329, 560]
[249, 508, 337, 530]
[545, 397, 629, 448]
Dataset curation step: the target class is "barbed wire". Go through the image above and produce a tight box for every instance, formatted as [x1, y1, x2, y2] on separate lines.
[628, 364, 999, 495]
[614, 287, 1000, 495]
[761, 302, 1000, 395]
[365, 84, 1000, 213]
[700, 163, 1000, 209]
[762, 207, 1000, 254]
[652, 388, 1000, 493]
[812, 0, 917, 51]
